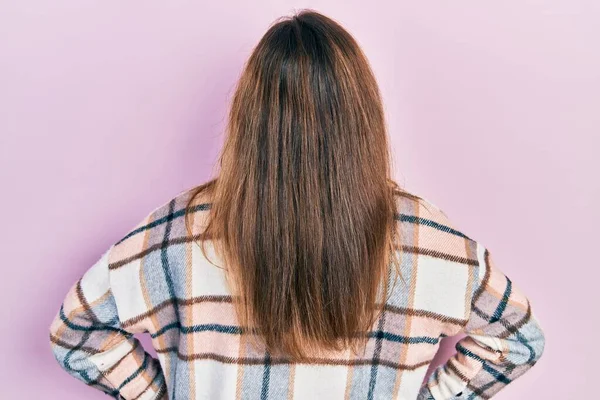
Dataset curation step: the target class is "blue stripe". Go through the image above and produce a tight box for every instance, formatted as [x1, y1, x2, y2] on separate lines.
[63, 329, 120, 396]
[116, 203, 210, 244]
[467, 371, 503, 399]
[482, 363, 511, 384]
[395, 214, 471, 239]
[516, 329, 538, 364]
[160, 200, 178, 304]
[457, 343, 485, 363]
[80, 370, 118, 396]
[471, 303, 536, 366]
[457, 343, 512, 386]
[64, 329, 91, 375]
[117, 351, 149, 390]
[148, 321, 438, 347]
[118, 206, 463, 245]
[149, 322, 243, 338]
[367, 310, 387, 400]
[159, 200, 179, 400]
[181, 323, 243, 335]
[59, 307, 134, 397]
[489, 278, 512, 323]
[150, 322, 181, 338]
[59, 306, 130, 335]
[368, 331, 439, 345]
[148, 368, 166, 392]
[260, 352, 271, 400]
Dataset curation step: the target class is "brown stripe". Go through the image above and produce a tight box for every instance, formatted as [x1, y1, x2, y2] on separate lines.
[184, 226, 196, 400]
[138, 210, 170, 382]
[392, 198, 421, 399]
[498, 301, 532, 339]
[343, 354, 354, 400]
[178, 295, 232, 305]
[76, 279, 100, 324]
[108, 233, 208, 270]
[463, 238, 478, 320]
[121, 296, 232, 328]
[446, 358, 469, 383]
[471, 249, 491, 304]
[384, 305, 467, 326]
[121, 295, 466, 331]
[401, 245, 479, 266]
[64, 290, 112, 325]
[103, 340, 139, 375]
[153, 380, 168, 400]
[472, 300, 532, 340]
[287, 363, 296, 400]
[235, 326, 248, 400]
[108, 234, 476, 271]
[121, 299, 177, 328]
[131, 359, 164, 400]
[153, 350, 433, 371]
[466, 381, 494, 399]
[84, 373, 115, 393]
[128, 342, 153, 390]
[49, 333, 101, 354]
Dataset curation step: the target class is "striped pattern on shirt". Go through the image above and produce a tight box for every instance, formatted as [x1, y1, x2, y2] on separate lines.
[49, 188, 545, 400]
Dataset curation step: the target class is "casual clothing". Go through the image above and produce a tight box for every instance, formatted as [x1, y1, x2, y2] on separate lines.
[49, 188, 545, 399]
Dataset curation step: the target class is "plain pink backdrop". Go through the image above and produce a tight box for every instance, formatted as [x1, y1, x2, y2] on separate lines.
[1, 1, 598, 399]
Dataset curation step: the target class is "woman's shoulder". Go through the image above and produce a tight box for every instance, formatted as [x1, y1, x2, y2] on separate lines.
[108, 185, 212, 268]
[393, 189, 465, 233]
[390, 189, 482, 328]
[392, 188, 477, 260]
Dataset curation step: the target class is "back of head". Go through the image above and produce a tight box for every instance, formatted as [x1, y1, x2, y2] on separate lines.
[186, 9, 409, 360]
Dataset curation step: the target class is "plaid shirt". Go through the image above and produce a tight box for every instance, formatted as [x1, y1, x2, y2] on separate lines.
[49, 188, 545, 400]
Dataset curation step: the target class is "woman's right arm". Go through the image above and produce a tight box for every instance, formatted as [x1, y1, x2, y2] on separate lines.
[49, 246, 167, 400]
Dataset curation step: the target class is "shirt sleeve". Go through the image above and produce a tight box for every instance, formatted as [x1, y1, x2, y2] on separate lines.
[418, 243, 546, 399]
[49, 246, 168, 400]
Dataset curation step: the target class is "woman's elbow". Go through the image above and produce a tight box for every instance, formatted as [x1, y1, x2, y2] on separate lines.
[535, 325, 546, 362]
[529, 317, 546, 364]
[49, 315, 65, 365]
[48, 309, 75, 372]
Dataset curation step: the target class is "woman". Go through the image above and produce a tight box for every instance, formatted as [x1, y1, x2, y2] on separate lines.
[49, 9, 545, 400]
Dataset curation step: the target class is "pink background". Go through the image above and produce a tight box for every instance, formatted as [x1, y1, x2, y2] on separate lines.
[1, 1, 598, 399]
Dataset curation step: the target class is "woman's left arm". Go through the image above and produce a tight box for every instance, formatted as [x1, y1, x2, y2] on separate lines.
[418, 244, 546, 399]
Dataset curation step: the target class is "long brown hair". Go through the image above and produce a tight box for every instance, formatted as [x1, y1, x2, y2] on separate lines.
[185, 9, 416, 360]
